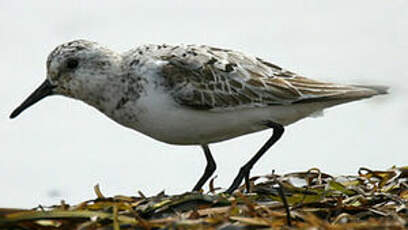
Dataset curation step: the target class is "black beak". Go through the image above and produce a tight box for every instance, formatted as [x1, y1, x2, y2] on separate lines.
[10, 79, 55, 119]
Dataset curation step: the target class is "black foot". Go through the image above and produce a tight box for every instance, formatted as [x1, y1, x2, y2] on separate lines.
[225, 165, 251, 194]
[225, 122, 284, 194]
[276, 180, 292, 226]
[192, 162, 216, 191]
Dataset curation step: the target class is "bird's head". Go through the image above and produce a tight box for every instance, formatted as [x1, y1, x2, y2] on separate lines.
[10, 40, 120, 119]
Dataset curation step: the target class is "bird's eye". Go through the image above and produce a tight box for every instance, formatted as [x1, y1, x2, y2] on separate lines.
[66, 59, 79, 69]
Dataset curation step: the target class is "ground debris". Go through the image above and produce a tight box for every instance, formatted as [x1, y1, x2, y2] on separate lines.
[1, 166, 408, 230]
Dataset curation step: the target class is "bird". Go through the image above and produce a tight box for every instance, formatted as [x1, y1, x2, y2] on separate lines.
[10, 40, 388, 193]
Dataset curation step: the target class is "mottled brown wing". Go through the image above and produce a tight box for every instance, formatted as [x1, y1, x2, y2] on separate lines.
[157, 45, 370, 109]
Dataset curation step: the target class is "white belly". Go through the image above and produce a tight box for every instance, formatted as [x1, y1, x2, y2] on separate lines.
[107, 89, 329, 145]
[133, 103, 271, 145]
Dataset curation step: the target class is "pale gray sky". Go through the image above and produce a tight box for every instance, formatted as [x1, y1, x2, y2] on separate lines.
[1, 0, 407, 208]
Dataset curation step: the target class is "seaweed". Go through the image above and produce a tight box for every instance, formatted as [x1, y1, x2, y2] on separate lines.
[1, 166, 408, 230]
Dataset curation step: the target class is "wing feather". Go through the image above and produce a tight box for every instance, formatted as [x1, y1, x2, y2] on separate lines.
[144, 44, 385, 109]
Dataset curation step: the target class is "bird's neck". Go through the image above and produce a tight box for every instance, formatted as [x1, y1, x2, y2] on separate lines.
[77, 72, 147, 119]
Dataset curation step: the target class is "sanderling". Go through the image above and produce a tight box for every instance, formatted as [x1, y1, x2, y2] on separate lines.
[10, 40, 388, 193]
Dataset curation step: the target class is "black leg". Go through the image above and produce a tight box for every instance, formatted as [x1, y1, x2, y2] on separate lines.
[225, 121, 284, 194]
[192, 145, 217, 191]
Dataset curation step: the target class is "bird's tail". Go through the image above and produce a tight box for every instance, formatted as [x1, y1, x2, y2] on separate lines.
[351, 84, 389, 96]
[293, 83, 388, 105]
[336, 84, 389, 101]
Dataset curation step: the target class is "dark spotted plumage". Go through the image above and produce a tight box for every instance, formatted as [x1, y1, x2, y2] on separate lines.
[46, 40, 95, 70]
[123, 44, 386, 110]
